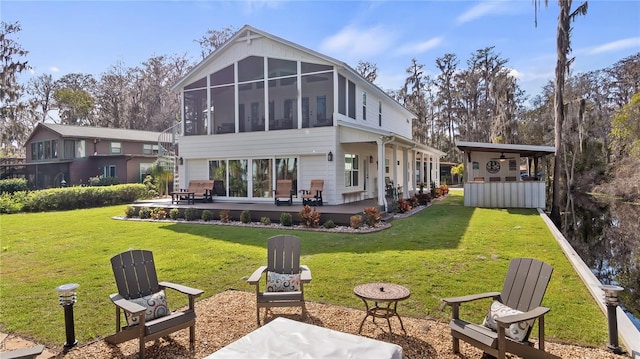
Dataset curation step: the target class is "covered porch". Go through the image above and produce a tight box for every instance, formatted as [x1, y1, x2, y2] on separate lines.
[456, 141, 555, 209]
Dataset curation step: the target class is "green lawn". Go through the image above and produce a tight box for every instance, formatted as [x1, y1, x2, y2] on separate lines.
[0, 190, 608, 347]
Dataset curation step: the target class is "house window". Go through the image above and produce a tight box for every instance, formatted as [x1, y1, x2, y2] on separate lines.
[37, 142, 44, 160]
[103, 165, 116, 178]
[378, 101, 382, 127]
[110, 142, 122, 154]
[75, 140, 86, 158]
[44, 141, 51, 159]
[344, 154, 359, 187]
[276, 157, 298, 195]
[348, 81, 356, 119]
[385, 159, 390, 174]
[317, 95, 326, 123]
[338, 75, 346, 115]
[143, 144, 158, 155]
[63, 140, 75, 159]
[30, 143, 37, 160]
[252, 158, 273, 198]
[362, 92, 367, 120]
[51, 140, 58, 158]
[228, 159, 248, 197]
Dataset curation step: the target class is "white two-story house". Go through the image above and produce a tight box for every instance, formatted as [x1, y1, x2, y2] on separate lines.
[172, 25, 444, 209]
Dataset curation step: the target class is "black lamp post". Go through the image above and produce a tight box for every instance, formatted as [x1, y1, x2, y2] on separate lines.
[600, 284, 625, 354]
[56, 283, 79, 349]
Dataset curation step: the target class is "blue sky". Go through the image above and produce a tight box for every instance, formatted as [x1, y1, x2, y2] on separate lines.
[3, 0, 639, 100]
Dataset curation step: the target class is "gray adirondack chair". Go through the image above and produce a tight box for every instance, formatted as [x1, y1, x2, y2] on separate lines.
[105, 250, 204, 359]
[247, 235, 312, 325]
[441, 258, 559, 359]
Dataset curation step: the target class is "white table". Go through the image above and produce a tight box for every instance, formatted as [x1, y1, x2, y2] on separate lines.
[205, 317, 403, 358]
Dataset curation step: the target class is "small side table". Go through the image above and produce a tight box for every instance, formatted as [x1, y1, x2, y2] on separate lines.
[354, 282, 410, 340]
[170, 191, 195, 204]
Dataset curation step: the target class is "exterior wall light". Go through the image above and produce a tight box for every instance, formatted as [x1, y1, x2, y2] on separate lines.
[327, 151, 333, 162]
[179, 157, 184, 165]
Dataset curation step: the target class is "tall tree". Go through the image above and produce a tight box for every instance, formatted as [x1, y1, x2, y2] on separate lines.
[26, 73, 56, 122]
[53, 73, 97, 125]
[535, 0, 588, 225]
[0, 21, 30, 157]
[433, 53, 460, 156]
[399, 59, 430, 145]
[195, 26, 236, 60]
[356, 60, 378, 83]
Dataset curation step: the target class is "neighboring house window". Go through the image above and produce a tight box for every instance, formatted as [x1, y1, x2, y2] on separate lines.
[30, 143, 37, 160]
[139, 163, 154, 182]
[142, 144, 158, 155]
[61, 139, 85, 159]
[110, 142, 122, 154]
[344, 154, 359, 187]
[378, 101, 382, 127]
[362, 91, 367, 120]
[103, 165, 116, 178]
[44, 141, 51, 159]
[37, 142, 44, 160]
[348, 81, 356, 119]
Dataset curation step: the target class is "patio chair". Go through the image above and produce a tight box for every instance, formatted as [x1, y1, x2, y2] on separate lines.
[441, 258, 558, 359]
[105, 249, 204, 359]
[212, 180, 226, 196]
[300, 179, 324, 206]
[247, 235, 312, 326]
[273, 179, 293, 206]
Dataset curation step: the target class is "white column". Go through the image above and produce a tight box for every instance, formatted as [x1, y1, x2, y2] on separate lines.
[402, 148, 409, 199]
[377, 139, 386, 209]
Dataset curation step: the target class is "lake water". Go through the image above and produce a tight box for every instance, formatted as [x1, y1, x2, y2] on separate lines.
[560, 193, 640, 330]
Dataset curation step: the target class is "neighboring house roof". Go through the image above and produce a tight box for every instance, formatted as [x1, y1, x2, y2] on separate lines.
[25, 123, 161, 145]
[456, 141, 556, 158]
[172, 24, 415, 120]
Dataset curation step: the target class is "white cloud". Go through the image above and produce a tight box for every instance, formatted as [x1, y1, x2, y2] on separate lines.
[242, 0, 286, 14]
[320, 25, 395, 60]
[587, 37, 640, 55]
[395, 37, 443, 56]
[50, 66, 60, 73]
[456, 1, 501, 24]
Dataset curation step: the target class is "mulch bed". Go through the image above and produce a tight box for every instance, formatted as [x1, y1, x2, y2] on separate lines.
[57, 290, 625, 359]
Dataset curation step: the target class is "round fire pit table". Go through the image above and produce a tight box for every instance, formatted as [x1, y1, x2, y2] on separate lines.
[353, 282, 410, 340]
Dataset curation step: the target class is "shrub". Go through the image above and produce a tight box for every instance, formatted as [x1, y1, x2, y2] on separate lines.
[219, 209, 230, 223]
[363, 206, 382, 227]
[169, 208, 180, 220]
[397, 199, 411, 213]
[138, 207, 151, 219]
[298, 205, 320, 228]
[350, 214, 363, 229]
[0, 178, 28, 194]
[150, 207, 167, 220]
[322, 219, 336, 229]
[184, 207, 198, 221]
[201, 210, 213, 221]
[409, 195, 419, 208]
[0, 193, 23, 214]
[124, 206, 137, 218]
[280, 212, 292, 226]
[260, 216, 271, 225]
[240, 210, 251, 223]
[414, 193, 431, 205]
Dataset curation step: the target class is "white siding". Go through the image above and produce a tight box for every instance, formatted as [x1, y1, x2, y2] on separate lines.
[298, 154, 335, 204]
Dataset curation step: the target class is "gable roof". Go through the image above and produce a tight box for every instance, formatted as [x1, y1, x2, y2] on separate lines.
[172, 24, 415, 119]
[25, 123, 161, 145]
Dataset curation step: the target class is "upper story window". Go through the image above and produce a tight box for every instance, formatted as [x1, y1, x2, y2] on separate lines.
[185, 76, 207, 90]
[344, 154, 359, 187]
[210, 65, 234, 86]
[142, 144, 158, 155]
[362, 91, 367, 120]
[338, 75, 346, 115]
[62, 139, 85, 159]
[348, 81, 356, 119]
[110, 142, 122, 154]
[268, 58, 296, 78]
[378, 101, 382, 127]
[30, 140, 58, 161]
[238, 56, 264, 82]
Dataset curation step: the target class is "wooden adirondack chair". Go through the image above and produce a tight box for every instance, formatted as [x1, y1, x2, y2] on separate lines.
[441, 258, 559, 359]
[273, 179, 293, 206]
[105, 250, 204, 359]
[247, 235, 312, 326]
[300, 179, 324, 206]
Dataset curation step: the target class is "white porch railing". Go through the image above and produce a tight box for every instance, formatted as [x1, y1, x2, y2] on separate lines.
[464, 181, 546, 209]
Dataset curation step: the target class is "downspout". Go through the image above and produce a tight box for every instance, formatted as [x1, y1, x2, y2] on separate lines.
[377, 136, 395, 212]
